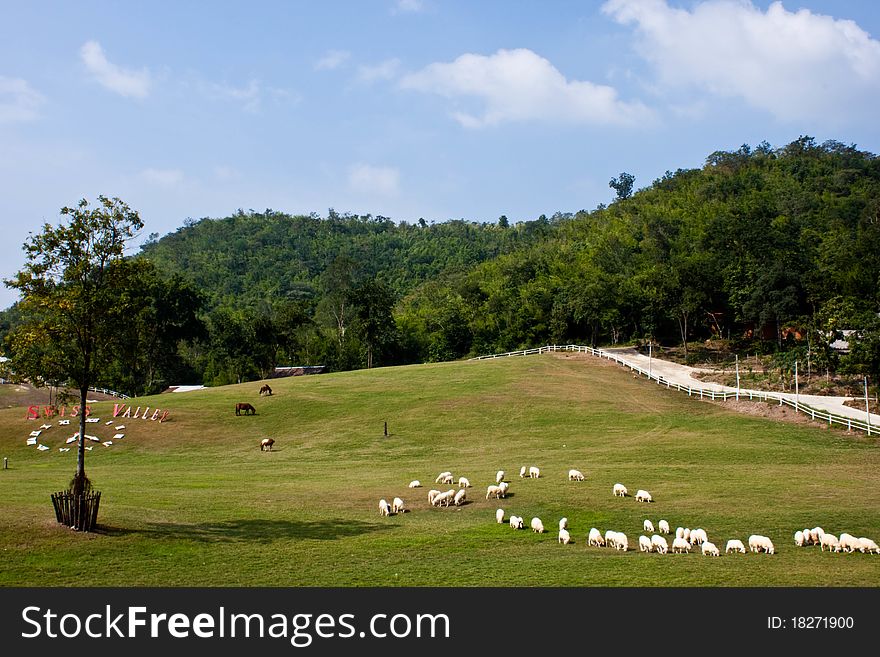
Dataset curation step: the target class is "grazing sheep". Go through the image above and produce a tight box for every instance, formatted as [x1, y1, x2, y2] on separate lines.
[794, 530, 805, 547]
[701, 541, 720, 557]
[391, 497, 405, 514]
[614, 532, 629, 551]
[644, 519, 655, 533]
[432, 490, 454, 507]
[379, 499, 391, 517]
[427, 489, 441, 505]
[453, 489, 467, 506]
[671, 537, 691, 553]
[558, 528, 571, 544]
[651, 534, 669, 554]
[675, 527, 685, 540]
[683, 528, 691, 542]
[496, 508, 505, 524]
[408, 480, 421, 488]
[588, 528, 606, 547]
[531, 517, 545, 534]
[857, 537, 879, 554]
[520, 466, 527, 478]
[639, 535, 653, 552]
[725, 539, 746, 554]
[604, 530, 618, 549]
[838, 533, 860, 553]
[496, 470, 505, 484]
[748, 535, 775, 554]
[819, 533, 840, 552]
[801, 527, 813, 545]
[658, 520, 670, 534]
[498, 481, 510, 498]
[568, 469, 585, 481]
[529, 466, 540, 478]
[809, 527, 825, 544]
[559, 517, 568, 531]
[689, 528, 708, 546]
[486, 485, 503, 499]
[458, 476, 471, 488]
[613, 483, 628, 497]
[435, 471, 453, 484]
[634, 489, 653, 503]
[509, 515, 524, 530]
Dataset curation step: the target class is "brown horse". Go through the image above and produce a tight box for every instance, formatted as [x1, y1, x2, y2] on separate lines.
[235, 402, 256, 416]
[259, 384, 272, 396]
[260, 438, 275, 451]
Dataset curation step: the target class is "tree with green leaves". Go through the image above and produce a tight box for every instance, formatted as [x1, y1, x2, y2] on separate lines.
[4, 197, 144, 504]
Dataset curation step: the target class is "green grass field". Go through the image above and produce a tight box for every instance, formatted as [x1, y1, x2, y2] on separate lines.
[1, 353, 878, 586]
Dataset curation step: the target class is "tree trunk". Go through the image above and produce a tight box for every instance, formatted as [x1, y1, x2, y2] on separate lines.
[72, 385, 88, 496]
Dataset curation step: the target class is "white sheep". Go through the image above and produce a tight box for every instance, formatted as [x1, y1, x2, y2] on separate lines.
[498, 481, 510, 498]
[458, 476, 471, 488]
[509, 515, 524, 530]
[725, 539, 746, 554]
[558, 528, 571, 544]
[588, 528, 606, 547]
[809, 526, 825, 544]
[801, 527, 814, 545]
[701, 541, 720, 557]
[453, 489, 467, 506]
[658, 519, 670, 534]
[819, 533, 839, 552]
[568, 469, 585, 481]
[520, 466, 527, 478]
[486, 484, 502, 499]
[651, 534, 669, 554]
[857, 537, 879, 554]
[613, 483, 628, 497]
[683, 528, 691, 542]
[643, 519, 655, 533]
[408, 480, 421, 488]
[794, 530, 805, 547]
[634, 489, 653, 503]
[531, 517, 545, 533]
[604, 530, 618, 548]
[748, 534, 775, 554]
[614, 532, 629, 551]
[392, 497, 405, 514]
[529, 466, 540, 478]
[435, 471, 452, 484]
[675, 527, 685, 540]
[379, 499, 391, 517]
[432, 490, 454, 507]
[496, 470, 505, 484]
[838, 533, 860, 553]
[559, 517, 568, 531]
[672, 537, 691, 553]
[427, 489, 441, 505]
[496, 508, 505, 524]
[689, 528, 708, 546]
[639, 535, 653, 552]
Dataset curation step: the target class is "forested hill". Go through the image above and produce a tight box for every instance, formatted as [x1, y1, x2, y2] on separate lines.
[140, 210, 559, 308]
[3, 136, 879, 395]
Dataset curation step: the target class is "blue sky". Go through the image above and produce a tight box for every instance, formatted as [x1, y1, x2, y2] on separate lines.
[2, 0, 879, 308]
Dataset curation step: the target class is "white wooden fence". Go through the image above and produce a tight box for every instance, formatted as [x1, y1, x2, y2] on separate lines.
[88, 386, 130, 400]
[471, 344, 874, 436]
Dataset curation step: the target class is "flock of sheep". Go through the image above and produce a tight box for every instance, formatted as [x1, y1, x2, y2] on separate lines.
[376, 467, 879, 557]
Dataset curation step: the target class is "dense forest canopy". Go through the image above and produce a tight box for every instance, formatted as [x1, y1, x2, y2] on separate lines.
[2, 137, 879, 394]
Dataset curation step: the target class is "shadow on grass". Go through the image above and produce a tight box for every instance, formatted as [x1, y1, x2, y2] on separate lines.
[102, 518, 393, 543]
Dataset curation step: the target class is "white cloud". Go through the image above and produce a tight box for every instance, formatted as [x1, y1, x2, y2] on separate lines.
[203, 79, 263, 112]
[357, 58, 401, 83]
[399, 48, 652, 128]
[348, 164, 400, 196]
[602, 0, 880, 122]
[394, 0, 424, 13]
[140, 168, 184, 187]
[0, 76, 45, 122]
[315, 49, 351, 71]
[80, 40, 151, 98]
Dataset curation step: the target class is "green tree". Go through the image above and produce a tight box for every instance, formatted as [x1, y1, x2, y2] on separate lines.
[609, 172, 636, 201]
[4, 197, 144, 503]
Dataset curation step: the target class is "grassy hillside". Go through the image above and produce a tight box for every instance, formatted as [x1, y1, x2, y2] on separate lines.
[1, 353, 878, 586]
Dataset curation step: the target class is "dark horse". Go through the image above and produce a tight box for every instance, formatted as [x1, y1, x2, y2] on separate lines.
[235, 402, 256, 416]
[259, 384, 272, 396]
